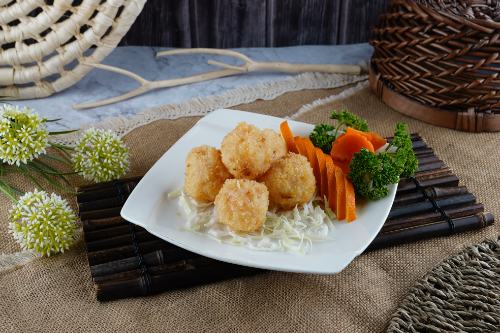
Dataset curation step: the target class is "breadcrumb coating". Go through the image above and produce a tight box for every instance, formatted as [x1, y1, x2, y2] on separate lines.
[258, 152, 316, 210]
[221, 122, 285, 180]
[214, 179, 269, 232]
[263, 128, 287, 164]
[184, 145, 233, 203]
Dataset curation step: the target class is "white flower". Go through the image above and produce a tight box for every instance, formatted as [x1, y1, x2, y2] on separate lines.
[8, 190, 76, 256]
[72, 128, 130, 182]
[0, 105, 49, 166]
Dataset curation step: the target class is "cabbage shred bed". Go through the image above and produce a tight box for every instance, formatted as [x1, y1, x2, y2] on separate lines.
[169, 187, 335, 254]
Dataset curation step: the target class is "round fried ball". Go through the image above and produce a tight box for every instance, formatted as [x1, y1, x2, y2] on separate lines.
[184, 145, 233, 203]
[221, 122, 278, 180]
[214, 179, 269, 232]
[263, 128, 287, 164]
[258, 153, 316, 210]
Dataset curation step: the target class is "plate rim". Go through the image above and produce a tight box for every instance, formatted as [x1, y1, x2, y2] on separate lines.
[121, 109, 396, 274]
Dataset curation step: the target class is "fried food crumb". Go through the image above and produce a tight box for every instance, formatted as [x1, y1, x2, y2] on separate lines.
[221, 122, 285, 180]
[258, 152, 316, 210]
[185, 145, 233, 203]
[215, 179, 269, 232]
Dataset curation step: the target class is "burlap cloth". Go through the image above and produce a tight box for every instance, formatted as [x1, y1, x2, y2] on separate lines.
[1, 85, 499, 332]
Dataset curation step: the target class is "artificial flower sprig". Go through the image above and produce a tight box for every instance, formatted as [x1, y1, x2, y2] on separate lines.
[0, 103, 131, 256]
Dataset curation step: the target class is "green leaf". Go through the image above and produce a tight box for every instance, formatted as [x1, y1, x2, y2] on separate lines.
[0, 179, 24, 196]
[48, 130, 79, 135]
[14, 165, 44, 191]
[48, 142, 75, 150]
[43, 118, 63, 123]
[36, 170, 78, 194]
[309, 124, 335, 154]
[40, 153, 70, 164]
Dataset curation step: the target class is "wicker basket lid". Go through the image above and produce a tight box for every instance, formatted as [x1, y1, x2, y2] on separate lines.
[370, 0, 500, 132]
[0, 0, 146, 100]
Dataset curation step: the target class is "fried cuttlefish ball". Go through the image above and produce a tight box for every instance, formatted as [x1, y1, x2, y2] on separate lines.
[258, 153, 316, 210]
[263, 128, 287, 164]
[221, 122, 286, 180]
[184, 145, 233, 203]
[214, 179, 269, 233]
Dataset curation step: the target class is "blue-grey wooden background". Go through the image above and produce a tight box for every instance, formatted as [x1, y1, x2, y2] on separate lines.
[119, 0, 387, 47]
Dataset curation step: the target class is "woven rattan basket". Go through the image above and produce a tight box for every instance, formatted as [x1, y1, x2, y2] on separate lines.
[370, 0, 500, 132]
[0, 0, 146, 100]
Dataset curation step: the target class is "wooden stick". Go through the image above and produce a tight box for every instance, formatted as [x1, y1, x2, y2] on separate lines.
[80, 207, 123, 222]
[387, 193, 476, 220]
[382, 204, 484, 232]
[86, 230, 159, 253]
[399, 168, 453, 185]
[90, 249, 201, 278]
[75, 176, 143, 192]
[78, 195, 128, 213]
[393, 186, 468, 206]
[396, 174, 459, 194]
[76, 181, 138, 203]
[413, 147, 435, 156]
[84, 224, 145, 243]
[416, 160, 445, 173]
[83, 216, 129, 232]
[95, 261, 263, 301]
[367, 213, 494, 252]
[72, 48, 362, 110]
[87, 239, 178, 266]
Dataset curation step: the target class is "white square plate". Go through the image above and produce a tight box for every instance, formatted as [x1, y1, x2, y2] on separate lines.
[121, 109, 397, 274]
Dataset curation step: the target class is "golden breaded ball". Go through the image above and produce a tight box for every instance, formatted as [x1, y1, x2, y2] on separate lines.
[185, 145, 233, 203]
[221, 122, 277, 180]
[258, 153, 316, 210]
[263, 128, 287, 164]
[215, 179, 269, 232]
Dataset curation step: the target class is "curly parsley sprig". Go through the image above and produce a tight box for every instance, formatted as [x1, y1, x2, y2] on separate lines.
[309, 110, 369, 154]
[348, 123, 418, 200]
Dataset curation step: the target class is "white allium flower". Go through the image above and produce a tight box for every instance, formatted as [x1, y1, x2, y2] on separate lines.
[0, 105, 49, 166]
[72, 128, 130, 183]
[8, 189, 76, 256]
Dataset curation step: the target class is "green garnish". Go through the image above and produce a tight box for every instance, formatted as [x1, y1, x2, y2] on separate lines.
[348, 123, 418, 200]
[309, 110, 369, 154]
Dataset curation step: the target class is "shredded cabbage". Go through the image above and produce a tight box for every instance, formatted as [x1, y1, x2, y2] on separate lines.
[170, 187, 335, 254]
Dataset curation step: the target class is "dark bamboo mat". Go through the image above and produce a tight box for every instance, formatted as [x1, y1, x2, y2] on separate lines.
[76, 134, 494, 301]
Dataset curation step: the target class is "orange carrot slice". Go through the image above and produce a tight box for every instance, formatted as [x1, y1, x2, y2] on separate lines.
[302, 138, 321, 190]
[346, 127, 372, 141]
[315, 147, 329, 199]
[330, 133, 374, 164]
[367, 132, 387, 151]
[332, 159, 350, 175]
[345, 177, 356, 222]
[324, 154, 337, 214]
[332, 133, 346, 147]
[280, 121, 299, 154]
[335, 168, 346, 221]
[294, 136, 309, 159]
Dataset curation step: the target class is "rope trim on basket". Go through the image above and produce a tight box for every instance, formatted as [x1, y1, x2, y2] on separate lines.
[113, 180, 153, 295]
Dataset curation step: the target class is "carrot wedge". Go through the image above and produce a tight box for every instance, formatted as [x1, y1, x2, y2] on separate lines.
[324, 154, 337, 214]
[345, 177, 356, 222]
[280, 121, 299, 154]
[335, 168, 346, 221]
[331, 133, 374, 164]
[346, 127, 372, 141]
[314, 147, 329, 199]
[332, 159, 350, 175]
[294, 136, 309, 159]
[368, 132, 387, 151]
[302, 138, 321, 190]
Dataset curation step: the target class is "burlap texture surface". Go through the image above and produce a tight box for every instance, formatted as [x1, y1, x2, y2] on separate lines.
[1, 85, 499, 332]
